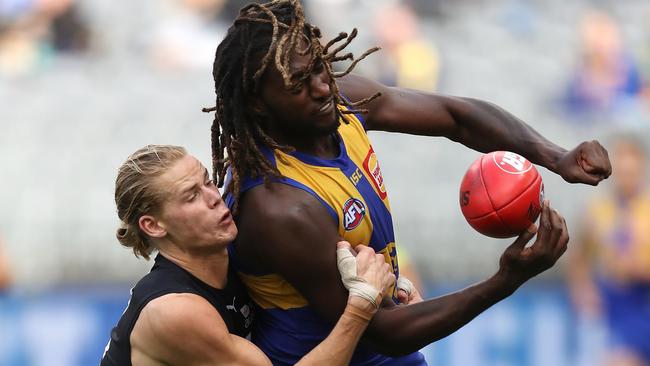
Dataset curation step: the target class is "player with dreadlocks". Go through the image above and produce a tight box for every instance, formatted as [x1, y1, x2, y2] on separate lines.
[204, 0, 380, 210]
[205, 1, 612, 365]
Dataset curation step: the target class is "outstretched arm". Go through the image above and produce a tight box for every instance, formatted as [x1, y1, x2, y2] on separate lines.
[236, 183, 569, 356]
[339, 74, 611, 185]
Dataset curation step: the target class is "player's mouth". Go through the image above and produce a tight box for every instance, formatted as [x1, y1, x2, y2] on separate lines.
[317, 99, 334, 115]
[219, 210, 233, 225]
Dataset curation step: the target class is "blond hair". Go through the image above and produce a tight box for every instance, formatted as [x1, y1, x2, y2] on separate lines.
[114, 145, 187, 259]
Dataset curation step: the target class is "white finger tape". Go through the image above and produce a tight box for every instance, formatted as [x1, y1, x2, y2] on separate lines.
[396, 276, 414, 297]
[336, 248, 380, 308]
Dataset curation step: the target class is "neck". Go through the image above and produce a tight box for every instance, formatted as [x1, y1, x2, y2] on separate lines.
[158, 244, 229, 289]
[266, 125, 339, 159]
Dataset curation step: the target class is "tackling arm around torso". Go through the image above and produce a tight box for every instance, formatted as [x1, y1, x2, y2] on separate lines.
[128, 233, 387, 366]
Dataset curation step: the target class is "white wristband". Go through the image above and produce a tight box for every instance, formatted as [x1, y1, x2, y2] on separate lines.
[336, 248, 381, 308]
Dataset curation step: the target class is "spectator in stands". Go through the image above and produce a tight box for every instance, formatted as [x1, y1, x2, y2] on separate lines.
[563, 10, 643, 123]
[568, 134, 650, 366]
[373, 2, 440, 91]
[44, 0, 91, 53]
[148, 0, 227, 71]
[0, 0, 90, 76]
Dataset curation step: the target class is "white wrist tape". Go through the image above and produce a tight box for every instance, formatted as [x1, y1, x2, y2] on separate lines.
[336, 248, 381, 309]
[396, 276, 414, 297]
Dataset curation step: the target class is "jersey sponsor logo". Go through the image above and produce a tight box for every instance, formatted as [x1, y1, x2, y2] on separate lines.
[362, 146, 387, 199]
[226, 296, 254, 329]
[343, 198, 366, 230]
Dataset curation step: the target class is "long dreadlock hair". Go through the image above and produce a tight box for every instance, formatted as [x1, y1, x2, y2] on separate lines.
[204, 0, 380, 212]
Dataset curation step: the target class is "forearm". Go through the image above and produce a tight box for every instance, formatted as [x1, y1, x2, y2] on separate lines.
[446, 97, 567, 172]
[295, 298, 374, 366]
[366, 271, 521, 356]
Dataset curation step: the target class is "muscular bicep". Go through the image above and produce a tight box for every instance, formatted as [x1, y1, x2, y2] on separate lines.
[131, 294, 270, 366]
[338, 74, 459, 137]
[236, 185, 419, 354]
[235, 183, 350, 324]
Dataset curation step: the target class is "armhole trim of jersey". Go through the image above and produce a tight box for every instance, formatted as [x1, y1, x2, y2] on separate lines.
[279, 177, 339, 227]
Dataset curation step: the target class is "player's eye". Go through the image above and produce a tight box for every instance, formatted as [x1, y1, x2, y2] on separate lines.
[313, 60, 324, 73]
[290, 83, 304, 94]
[290, 70, 305, 82]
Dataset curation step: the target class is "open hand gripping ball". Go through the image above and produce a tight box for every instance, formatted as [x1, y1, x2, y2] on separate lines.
[459, 151, 544, 238]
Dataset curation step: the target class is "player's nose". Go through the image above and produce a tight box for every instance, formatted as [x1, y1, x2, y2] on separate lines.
[309, 72, 331, 99]
[205, 186, 222, 208]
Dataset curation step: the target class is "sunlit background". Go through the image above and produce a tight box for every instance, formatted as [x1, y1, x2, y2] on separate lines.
[1, 0, 650, 365]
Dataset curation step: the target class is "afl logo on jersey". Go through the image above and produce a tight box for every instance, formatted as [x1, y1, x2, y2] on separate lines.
[363, 146, 387, 200]
[343, 198, 366, 231]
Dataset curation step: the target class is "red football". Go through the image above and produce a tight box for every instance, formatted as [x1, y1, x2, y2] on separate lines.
[459, 151, 544, 238]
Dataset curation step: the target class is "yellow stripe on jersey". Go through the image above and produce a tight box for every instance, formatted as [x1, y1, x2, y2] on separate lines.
[238, 272, 309, 309]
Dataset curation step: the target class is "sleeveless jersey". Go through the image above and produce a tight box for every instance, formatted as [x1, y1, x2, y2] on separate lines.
[227, 105, 426, 365]
[100, 253, 254, 366]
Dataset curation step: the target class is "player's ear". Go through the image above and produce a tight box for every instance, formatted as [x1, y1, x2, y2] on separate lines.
[139, 215, 166, 239]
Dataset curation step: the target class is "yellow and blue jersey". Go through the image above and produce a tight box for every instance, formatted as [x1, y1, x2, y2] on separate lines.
[584, 191, 650, 273]
[226, 105, 426, 365]
[584, 191, 650, 360]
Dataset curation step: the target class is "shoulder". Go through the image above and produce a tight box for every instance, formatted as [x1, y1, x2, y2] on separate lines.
[233, 181, 340, 271]
[138, 293, 228, 338]
[129, 256, 189, 300]
[131, 293, 232, 364]
[338, 74, 392, 114]
[239, 181, 334, 229]
[337, 74, 420, 131]
[338, 74, 389, 100]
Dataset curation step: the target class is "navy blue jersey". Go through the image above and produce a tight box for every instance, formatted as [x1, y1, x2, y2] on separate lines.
[101, 253, 254, 366]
